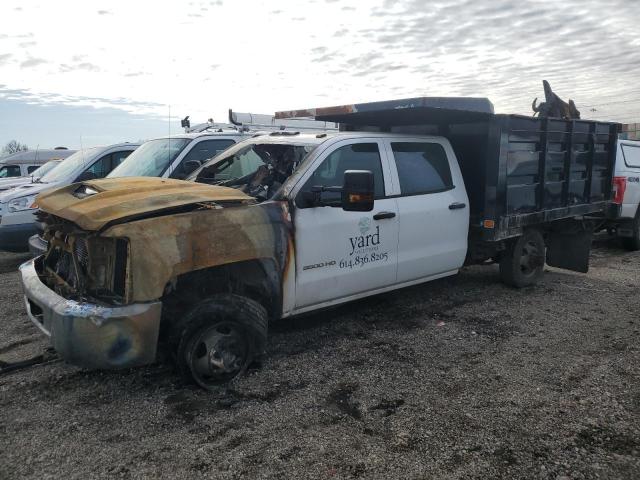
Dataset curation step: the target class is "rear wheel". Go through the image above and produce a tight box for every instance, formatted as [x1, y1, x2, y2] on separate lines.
[176, 294, 268, 390]
[621, 217, 640, 251]
[499, 229, 546, 288]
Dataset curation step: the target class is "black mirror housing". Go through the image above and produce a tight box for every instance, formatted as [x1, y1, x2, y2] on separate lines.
[341, 170, 374, 212]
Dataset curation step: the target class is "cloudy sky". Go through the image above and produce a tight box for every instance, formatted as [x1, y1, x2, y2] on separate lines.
[1, 0, 639, 149]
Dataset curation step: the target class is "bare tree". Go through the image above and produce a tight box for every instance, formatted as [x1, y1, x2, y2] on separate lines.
[2, 140, 29, 156]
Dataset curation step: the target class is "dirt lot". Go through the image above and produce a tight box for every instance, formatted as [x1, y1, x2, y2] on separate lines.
[1, 237, 639, 480]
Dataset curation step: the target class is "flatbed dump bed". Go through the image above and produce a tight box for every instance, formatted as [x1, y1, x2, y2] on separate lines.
[277, 97, 620, 243]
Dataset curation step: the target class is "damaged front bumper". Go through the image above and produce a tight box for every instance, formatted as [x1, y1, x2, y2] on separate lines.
[19, 257, 162, 369]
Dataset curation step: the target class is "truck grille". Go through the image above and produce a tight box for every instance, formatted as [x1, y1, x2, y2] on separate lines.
[45, 236, 89, 291]
[74, 237, 89, 270]
[53, 252, 73, 283]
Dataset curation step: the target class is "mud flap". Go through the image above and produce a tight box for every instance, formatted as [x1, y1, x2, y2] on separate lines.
[546, 230, 593, 273]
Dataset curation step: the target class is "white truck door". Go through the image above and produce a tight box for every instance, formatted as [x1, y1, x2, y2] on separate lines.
[292, 139, 398, 309]
[384, 139, 469, 283]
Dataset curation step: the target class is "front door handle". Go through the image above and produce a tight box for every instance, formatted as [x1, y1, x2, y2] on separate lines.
[373, 211, 396, 220]
[449, 202, 466, 210]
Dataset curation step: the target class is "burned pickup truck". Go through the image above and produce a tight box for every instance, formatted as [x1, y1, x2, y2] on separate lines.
[20, 97, 619, 390]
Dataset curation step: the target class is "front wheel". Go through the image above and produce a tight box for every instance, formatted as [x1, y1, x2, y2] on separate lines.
[176, 294, 268, 390]
[499, 229, 546, 288]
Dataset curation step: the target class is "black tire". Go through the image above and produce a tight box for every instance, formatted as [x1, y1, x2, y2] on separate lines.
[621, 216, 640, 251]
[499, 229, 546, 288]
[176, 294, 268, 391]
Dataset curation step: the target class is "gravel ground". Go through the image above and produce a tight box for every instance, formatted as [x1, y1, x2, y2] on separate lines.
[0, 237, 639, 479]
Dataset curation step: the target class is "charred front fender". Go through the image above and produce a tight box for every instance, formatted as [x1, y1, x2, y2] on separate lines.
[102, 201, 293, 304]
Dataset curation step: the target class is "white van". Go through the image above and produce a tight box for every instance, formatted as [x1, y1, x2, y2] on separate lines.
[0, 159, 63, 193]
[611, 140, 640, 250]
[0, 149, 75, 178]
[0, 143, 138, 252]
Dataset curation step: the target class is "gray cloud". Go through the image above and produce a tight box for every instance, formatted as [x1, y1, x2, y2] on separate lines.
[317, 0, 640, 120]
[0, 87, 166, 114]
[0, 54, 11, 65]
[20, 58, 47, 68]
[97, 10, 111, 15]
[59, 61, 101, 73]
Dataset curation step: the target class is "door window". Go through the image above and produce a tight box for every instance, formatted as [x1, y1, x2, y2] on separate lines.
[111, 150, 133, 169]
[27, 165, 39, 174]
[391, 142, 453, 195]
[622, 144, 640, 168]
[215, 147, 265, 181]
[170, 139, 235, 178]
[0, 165, 21, 178]
[298, 143, 385, 206]
[84, 155, 112, 178]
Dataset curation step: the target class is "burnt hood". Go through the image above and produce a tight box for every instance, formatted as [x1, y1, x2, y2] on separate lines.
[36, 177, 253, 231]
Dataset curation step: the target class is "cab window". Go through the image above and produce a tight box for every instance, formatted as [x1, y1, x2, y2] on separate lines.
[27, 165, 39, 174]
[170, 139, 235, 179]
[215, 148, 265, 181]
[391, 142, 453, 195]
[111, 150, 133, 169]
[298, 143, 385, 207]
[622, 144, 640, 169]
[84, 154, 113, 178]
[91, 151, 135, 179]
[0, 165, 21, 178]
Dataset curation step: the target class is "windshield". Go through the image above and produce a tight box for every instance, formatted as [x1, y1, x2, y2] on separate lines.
[31, 160, 61, 180]
[191, 141, 317, 201]
[39, 148, 100, 183]
[108, 138, 191, 178]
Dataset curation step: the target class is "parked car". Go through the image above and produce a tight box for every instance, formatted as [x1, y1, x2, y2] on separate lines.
[0, 143, 138, 252]
[107, 131, 250, 180]
[0, 148, 75, 178]
[0, 159, 63, 193]
[107, 110, 336, 180]
[20, 97, 618, 390]
[609, 139, 640, 250]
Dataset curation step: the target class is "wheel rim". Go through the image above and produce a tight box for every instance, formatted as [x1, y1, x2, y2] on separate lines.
[519, 240, 540, 277]
[187, 322, 250, 386]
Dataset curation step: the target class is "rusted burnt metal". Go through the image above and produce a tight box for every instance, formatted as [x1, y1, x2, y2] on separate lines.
[22, 175, 299, 369]
[103, 200, 293, 303]
[36, 177, 253, 231]
[20, 258, 162, 368]
[532, 80, 581, 120]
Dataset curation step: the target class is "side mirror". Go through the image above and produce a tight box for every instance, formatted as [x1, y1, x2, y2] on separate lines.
[183, 160, 201, 175]
[75, 171, 97, 182]
[341, 170, 374, 212]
